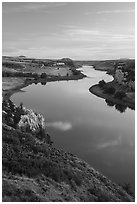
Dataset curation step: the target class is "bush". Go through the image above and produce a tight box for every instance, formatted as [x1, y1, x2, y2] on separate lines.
[114, 91, 126, 99]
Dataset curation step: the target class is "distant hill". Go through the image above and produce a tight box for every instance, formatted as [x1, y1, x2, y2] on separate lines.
[74, 59, 135, 72]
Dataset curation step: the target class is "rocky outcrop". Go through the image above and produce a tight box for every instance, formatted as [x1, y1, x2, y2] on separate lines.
[2, 100, 52, 144]
[17, 108, 45, 133]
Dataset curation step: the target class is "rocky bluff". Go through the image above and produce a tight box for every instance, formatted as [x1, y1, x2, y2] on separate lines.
[2, 100, 52, 144]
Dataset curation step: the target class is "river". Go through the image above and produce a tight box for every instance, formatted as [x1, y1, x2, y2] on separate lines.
[11, 66, 135, 190]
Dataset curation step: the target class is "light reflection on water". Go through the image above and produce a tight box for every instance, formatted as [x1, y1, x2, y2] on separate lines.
[11, 66, 135, 190]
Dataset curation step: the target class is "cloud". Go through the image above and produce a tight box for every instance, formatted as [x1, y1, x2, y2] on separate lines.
[97, 140, 119, 149]
[63, 27, 134, 42]
[66, 28, 101, 36]
[97, 136, 122, 149]
[2, 25, 134, 60]
[2, 2, 67, 13]
[96, 9, 135, 15]
[46, 121, 72, 131]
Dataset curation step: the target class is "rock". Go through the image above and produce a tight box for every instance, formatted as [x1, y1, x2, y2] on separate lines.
[17, 108, 45, 133]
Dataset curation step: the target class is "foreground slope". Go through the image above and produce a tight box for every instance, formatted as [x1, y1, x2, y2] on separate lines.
[2, 123, 134, 202]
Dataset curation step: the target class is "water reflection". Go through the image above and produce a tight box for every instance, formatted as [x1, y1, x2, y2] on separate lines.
[105, 99, 127, 113]
[115, 104, 127, 113]
[41, 81, 47, 85]
[46, 121, 72, 131]
[105, 99, 115, 107]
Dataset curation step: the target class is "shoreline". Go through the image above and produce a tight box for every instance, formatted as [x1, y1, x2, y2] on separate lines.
[89, 84, 135, 110]
[3, 72, 86, 101]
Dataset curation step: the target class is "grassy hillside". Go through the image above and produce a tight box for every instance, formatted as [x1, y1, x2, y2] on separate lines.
[2, 120, 134, 201]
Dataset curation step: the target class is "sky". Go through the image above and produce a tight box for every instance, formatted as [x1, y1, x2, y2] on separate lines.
[2, 2, 135, 60]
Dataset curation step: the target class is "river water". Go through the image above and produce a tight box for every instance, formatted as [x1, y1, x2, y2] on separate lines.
[11, 66, 135, 190]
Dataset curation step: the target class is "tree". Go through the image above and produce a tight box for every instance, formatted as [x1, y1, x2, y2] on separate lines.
[20, 102, 23, 110]
[127, 70, 135, 82]
[98, 80, 106, 88]
[8, 100, 15, 112]
[2, 100, 8, 110]
[13, 113, 21, 128]
[41, 73, 47, 79]
[61, 58, 75, 67]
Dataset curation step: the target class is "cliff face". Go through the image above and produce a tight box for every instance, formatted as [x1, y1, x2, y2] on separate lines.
[2, 101, 134, 202]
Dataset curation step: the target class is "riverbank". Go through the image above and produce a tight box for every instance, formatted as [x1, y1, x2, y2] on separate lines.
[89, 84, 135, 110]
[2, 78, 31, 101]
[2, 72, 86, 101]
[2, 56, 87, 101]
